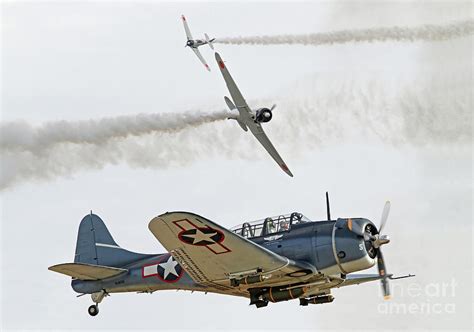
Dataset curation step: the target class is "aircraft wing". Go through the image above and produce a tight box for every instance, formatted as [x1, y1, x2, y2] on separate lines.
[181, 15, 193, 40]
[249, 125, 293, 177]
[192, 48, 210, 71]
[215, 52, 251, 112]
[148, 212, 316, 287]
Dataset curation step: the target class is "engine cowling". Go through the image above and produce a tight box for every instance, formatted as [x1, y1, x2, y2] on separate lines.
[312, 218, 377, 275]
[255, 108, 272, 123]
[186, 40, 194, 46]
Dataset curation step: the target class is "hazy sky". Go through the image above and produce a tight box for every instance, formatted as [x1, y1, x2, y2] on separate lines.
[1, 1, 472, 330]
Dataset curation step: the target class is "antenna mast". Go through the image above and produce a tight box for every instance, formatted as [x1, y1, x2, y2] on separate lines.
[326, 192, 331, 221]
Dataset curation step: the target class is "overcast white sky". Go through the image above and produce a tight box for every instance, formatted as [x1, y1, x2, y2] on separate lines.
[1, 1, 472, 330]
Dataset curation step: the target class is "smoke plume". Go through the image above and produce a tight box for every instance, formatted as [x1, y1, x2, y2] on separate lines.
[217, 20, 474, 46]
[0, 110, 229, 153]
[1, 70, 470, 190]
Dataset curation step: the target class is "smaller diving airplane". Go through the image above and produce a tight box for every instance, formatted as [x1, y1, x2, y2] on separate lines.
[182, 15, 215, 71]
[215, 52, 293, 177]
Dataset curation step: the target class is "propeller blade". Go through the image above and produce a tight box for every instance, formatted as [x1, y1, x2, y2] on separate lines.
[270, 104, 277, 111]
[379, 201, 391, 233]
[377, 249, 391, 299]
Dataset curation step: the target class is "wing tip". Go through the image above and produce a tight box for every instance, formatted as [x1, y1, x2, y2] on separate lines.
[214, 52, 226, 69]
[205, 64, 211, 71]
[280, 163, 294, 177]
[217, 58, 225, 69]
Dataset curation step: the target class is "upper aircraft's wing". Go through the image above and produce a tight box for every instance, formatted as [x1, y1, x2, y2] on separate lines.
[214, 52, 251, 112]
[248, 125, 294, 177]
[181, 15, 193, 40]
[148, 212, 316, 289]
[192, 48, 210, 71]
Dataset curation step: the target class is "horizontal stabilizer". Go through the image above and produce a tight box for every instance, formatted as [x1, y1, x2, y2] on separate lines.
[49, 262, 127, 280]
[224, 96, 236, 110]
[224, 96, 247, 131]
[205, 33, 214, 50]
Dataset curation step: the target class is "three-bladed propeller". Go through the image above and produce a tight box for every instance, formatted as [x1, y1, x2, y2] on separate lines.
[360, 201, 391, 299]
[375, 201, 391, 299]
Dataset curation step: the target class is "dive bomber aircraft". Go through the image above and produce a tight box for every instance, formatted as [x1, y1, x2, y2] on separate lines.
[182, 15, 215, 71]
[49, 194, 413, 316]
[215, 52, 293, 177]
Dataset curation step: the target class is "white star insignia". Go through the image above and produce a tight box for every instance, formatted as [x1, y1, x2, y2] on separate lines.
[187, 228, 217, 245]
[159, 256, 179, 279]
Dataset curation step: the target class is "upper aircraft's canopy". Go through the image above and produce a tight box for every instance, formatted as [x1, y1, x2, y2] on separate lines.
[230, 212, 311, 239]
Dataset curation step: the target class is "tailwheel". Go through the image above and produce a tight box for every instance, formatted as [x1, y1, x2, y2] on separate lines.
[88, 304, 99, 316]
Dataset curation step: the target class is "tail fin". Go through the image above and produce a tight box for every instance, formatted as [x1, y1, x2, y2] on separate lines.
[74, 213, 152, 268]
[205, 33, 214, 50]
[224, 96, 248, 132]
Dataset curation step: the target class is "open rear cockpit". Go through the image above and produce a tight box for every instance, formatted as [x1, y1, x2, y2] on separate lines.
[230, 212, 311, 239]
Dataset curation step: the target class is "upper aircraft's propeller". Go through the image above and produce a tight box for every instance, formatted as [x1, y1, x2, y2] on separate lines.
[270, 104, 277, 111]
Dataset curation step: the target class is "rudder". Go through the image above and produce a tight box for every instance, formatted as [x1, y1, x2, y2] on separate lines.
[74, 213, 117, 265]
[74, 213, 152, 268]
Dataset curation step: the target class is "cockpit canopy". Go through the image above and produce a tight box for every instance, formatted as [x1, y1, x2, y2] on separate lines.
[230, 212, 311, 239]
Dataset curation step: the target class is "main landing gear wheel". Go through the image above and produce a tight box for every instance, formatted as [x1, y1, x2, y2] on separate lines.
[88, 304, 99, 316]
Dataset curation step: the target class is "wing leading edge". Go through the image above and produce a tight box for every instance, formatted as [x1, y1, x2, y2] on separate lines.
[249, 125, 294, 177]
[214, 52, 293, 177]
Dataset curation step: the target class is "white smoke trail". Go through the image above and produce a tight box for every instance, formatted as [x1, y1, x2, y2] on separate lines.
[217, 19, 474, 46]
[1, 70, 470, 190]
[0, 110, 230, 153]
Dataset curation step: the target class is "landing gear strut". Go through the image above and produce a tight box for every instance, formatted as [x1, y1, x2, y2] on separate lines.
[87, 290, 107, 316]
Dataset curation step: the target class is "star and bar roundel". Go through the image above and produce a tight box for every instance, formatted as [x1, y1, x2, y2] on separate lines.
[142, 254, 184, 283]
[174, 218, 231, 255]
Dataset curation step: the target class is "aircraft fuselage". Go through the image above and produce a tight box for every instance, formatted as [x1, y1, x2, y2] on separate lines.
[71, 217, 376, 297]
[186, 39, 208, 48]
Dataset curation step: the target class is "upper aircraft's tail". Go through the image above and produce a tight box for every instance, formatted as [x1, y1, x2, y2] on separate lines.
[49, 213, 153, 280]
[205, 33, 215, 50]
[224, 96, 248, 132]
